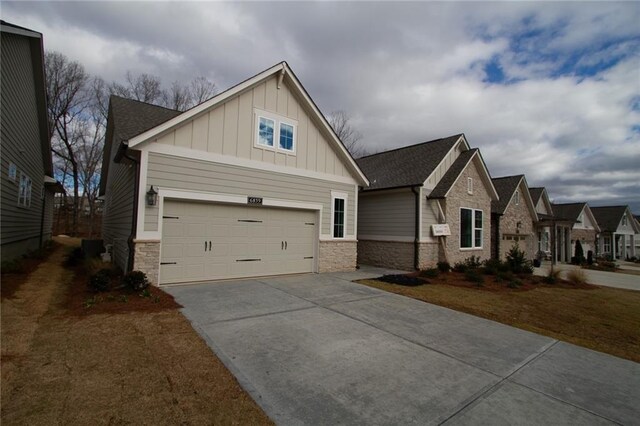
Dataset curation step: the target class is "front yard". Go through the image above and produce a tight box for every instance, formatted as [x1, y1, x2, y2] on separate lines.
[1, 239, 272, 425]
[359, 270, 640, 363]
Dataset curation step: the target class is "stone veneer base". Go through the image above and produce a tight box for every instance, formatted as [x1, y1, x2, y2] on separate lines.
[319, 240, 357, 272]
[132, 240, 161, 286]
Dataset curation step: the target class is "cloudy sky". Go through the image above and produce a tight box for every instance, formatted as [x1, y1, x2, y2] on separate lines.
[4, 1, 639, 212]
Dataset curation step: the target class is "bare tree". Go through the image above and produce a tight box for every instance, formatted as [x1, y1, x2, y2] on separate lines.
[45, 51, 89, 236]
[327, 110, 368, 158]
[164, 80, 192, 111]
[190, 76, 218, 105]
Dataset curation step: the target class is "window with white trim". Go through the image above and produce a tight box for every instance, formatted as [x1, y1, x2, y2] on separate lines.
[514, 190, 520, 205]
[467, 177, 473, 194]
[331, 192, 347, 239]
[460, 207, 483, 249]
[603, 236, 611, 253]
[18, 172, 32, 207]
[622, 215, 627, 226]
[255, 110, 296, 154]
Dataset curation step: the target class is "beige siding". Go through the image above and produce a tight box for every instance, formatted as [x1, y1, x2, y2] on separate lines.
[149, 75, 355, 180]
[536, 198, 551, 215]
[358, 190, 415, 238]
[102, 134, 136, 272]
[145, 152, 355, 237]
[421, 196, 440, 240]
[0, 33, 47, 261]
[425, 143, 464, 189]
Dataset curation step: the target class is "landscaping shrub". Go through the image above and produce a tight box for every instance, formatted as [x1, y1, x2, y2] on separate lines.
[453, 256, 482, 273]
[122, 270, 150, 291]
[566, 268, 588, 285]
[464, 269, 484, 286]
[542, 266, 561, 284]
[574, 240, 585, 264]
[89, 269, 111, 292]
[420, 268, 439, 278]
[505, 244, 533, 275]
[481, 258, 507, 275]
[377, 274, 425, 286]
[495, 270, 514, 283]
[64, 247, 84, 267]
[507, 277, 523, 289]
[1, 258, 25, 274]
[436, 261, 451, 273]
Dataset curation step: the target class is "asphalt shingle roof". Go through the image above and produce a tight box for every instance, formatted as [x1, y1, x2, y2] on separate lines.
[356, 134, 463, 191]
[110, 96, 181, 141]
[528, 187, 544, 206]
[429, 149, 478, 199]
[591, 206, 628, 232]
[551, 203, 586, 222]
[491, 175, 524, 214]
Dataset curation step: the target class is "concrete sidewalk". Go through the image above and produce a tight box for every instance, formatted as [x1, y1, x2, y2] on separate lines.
[167, 268, 640, 425]
[533, 262, 640, 291]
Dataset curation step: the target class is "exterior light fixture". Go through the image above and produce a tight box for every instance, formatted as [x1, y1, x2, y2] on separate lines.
[146, 185, 158, 206]
[516, 221, 522, 233]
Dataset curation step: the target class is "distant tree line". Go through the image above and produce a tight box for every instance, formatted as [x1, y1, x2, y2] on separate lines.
[45, 51, 366, 237]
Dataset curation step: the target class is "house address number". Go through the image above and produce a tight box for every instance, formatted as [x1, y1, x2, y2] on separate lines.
[431, 224, 451, 236]
[247, 196, 263, 205]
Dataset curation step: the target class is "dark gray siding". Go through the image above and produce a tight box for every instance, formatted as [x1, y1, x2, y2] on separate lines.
[101, 135, 136, 272]
[1, 33, 46, 261]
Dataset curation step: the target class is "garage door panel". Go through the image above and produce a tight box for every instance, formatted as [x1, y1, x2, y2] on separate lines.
[160, 200, 317, 284]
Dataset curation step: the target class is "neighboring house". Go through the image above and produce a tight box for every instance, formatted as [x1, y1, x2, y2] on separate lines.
[529, 187, 553, 258]
[591, 206, 639, 259]
[491, 175, 538, 261]
[0, 21, 61, 262]
[100, 62, 369, 285]
[356, 134, 498, 270]
[551, 203, 600, 260]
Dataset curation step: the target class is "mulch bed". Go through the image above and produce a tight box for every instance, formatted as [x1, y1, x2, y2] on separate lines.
[65, 264, 181, 316]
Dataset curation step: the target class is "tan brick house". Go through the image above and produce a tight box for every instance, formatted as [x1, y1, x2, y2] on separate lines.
[356, 134, 498, 270]
[491, 175, 538, 261]
[551, 203, 600, 261]
[592, 205, 639, 259]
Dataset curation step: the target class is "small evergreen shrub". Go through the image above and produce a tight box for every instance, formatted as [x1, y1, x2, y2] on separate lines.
[89, 269, 111, 292]
[482, 258, 507, 275]
[574, 240, 585, 265]
[453, 256, 482, 273]
[464, 269, 484, 286]
[542, 266, 561, 284]
[122, 270, 149, 291]
[505, 244, 533, 275]
[495, 270, 514, 283]
[420, 268, 439, 278]
[436, 261, 451, 273]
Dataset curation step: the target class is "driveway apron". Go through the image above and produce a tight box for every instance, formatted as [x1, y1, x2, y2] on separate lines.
[167, 268, 640, 425]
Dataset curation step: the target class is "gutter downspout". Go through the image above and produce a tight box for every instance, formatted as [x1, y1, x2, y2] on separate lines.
[39, 187, 46, 248]
[411, 186, 421, 270]
[116, 140, 140, 273]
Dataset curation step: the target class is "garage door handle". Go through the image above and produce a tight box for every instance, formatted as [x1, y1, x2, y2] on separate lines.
[209, 241, 212, 251]
[205, 241, 207, 252]
[281, 241, 284, 250]
[285, 241, 288, 250]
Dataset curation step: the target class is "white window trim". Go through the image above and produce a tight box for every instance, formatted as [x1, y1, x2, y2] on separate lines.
[18, 172, 32, 208]
[603, 236, 611, 253]
[331, 191, 348, 239]
[467, 177, 473, 195]
[254, 109, 297, 155]
[460, 207, 483, 250]
[514, 190, 520, 205]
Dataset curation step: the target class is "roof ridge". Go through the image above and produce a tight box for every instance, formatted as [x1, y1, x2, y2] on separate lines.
[492, 174, 524, 180]
[110, 95, 181, 113]
[358, 133, 464, 160]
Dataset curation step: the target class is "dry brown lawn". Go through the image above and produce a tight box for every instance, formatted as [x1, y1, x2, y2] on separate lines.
[1, 239, 272, 425]
[359, 272, 640, 363]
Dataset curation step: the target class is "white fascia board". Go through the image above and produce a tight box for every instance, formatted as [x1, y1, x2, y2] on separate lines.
[520, 176, 539, 222]
[422, 134, 467, 187]
[1, 24, 42, 39]
[128, 63, 286, 148]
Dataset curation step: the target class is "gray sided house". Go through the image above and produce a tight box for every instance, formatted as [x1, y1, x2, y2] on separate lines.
[100, 62, 368, 285]
[551, 203, 600, 260]
[491, 175, 538, 261]
[1, 21, 60, 262]
[356, 134, 499, 270]
[591, 206, 639, 260]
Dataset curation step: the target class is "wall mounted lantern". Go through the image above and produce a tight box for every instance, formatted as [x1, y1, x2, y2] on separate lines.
[146, 185, 158, 206]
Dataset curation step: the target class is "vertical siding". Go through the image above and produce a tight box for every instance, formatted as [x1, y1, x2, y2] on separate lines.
[101, 134, 136, 272]
[149, 75, 357, 182]
[422, 197, 439, 240]
[358, 190, 416, 238]
[145, 153, 355, 237]
[0, 33, 46, 260]
[425, 144, 463, 188]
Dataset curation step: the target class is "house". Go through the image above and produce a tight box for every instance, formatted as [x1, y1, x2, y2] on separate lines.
[490, 175, 538, 261]
[0, 21, 61, 262]
[528, 187, 554, 258]
[100, 62, 369, 285]
[591, 206, 639, 259]
[356, 134, 499, 270]
[551, 203, 600, 260]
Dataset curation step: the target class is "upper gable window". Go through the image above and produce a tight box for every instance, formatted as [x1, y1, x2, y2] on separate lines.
[514, 190, 520, 205]
[18, 172, 32, 207]
[255, 110, 296, 154]
[467, 177, 473, 195]
[622, 215, 627, 226]
[258, 117, 275, 147]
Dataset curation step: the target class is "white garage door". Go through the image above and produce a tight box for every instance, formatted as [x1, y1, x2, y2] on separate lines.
[159, 200, 317, 284]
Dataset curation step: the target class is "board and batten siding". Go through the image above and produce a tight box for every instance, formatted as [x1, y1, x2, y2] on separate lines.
[145, 152, 355, 237]
[0, 33, 47, 260]
[358, 190, 415, 239]
[102, 134, 136, 272]
[150, 75, 353, 180]
[424, 143, 464, 189]
[421, 196, 439, 241]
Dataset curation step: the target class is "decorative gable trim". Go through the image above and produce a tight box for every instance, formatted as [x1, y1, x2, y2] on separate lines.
[422, 134, 469, 187]
[127, 62, 369, 186]
[435, 150, 499, 201]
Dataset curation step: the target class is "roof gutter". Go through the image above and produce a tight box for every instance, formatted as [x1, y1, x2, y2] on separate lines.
[115, 140, 141, 272]
[410, 185, 422, 270]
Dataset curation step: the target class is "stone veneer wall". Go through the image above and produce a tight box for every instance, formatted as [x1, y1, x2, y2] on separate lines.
[133, 240, 160, 285]
[319, 240, 357, 272]
[497, 185, 535, 260]
[357, 240, 414, 271]
[443, 159, 493, 265]
[418, 242, 440, 269]
[570, 228, 597, 256]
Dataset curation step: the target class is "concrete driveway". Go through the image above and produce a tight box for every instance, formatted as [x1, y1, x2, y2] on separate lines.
[533, 262, 640, 291]
[167, 268, 640, 425]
